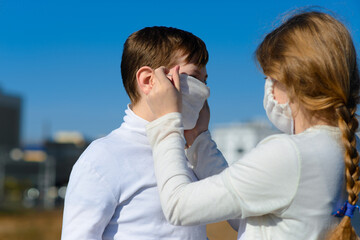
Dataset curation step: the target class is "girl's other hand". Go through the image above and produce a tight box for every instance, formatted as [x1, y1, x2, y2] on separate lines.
[184, 101, 210, 147]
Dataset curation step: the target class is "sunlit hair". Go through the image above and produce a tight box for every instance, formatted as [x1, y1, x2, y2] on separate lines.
[256, 10, 360, 239]
[121, 26, 208, 104]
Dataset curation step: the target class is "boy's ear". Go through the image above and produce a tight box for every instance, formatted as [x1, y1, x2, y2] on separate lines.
[136, 66, 154, 95]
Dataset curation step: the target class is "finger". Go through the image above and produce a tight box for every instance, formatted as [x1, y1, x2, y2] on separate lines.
[154, 66, 170, 85]
[172, 65, 181, 92]
[204, 100, 210, 113]
[199, 100, 210, 118]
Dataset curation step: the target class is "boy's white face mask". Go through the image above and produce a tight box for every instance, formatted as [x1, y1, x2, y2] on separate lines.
[263, 77, 294, 134]
[180, 74, 210, 130]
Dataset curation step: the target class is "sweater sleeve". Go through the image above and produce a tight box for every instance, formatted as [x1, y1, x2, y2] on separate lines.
[146, 113, 300, 226]
[61, 157, 117, 240]
[185, 130, 228, 180]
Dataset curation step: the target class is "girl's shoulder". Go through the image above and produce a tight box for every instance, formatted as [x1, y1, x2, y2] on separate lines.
[245, 133, 300, 167]
[257, 133, 298, 155]
[259, 126, 342, 151]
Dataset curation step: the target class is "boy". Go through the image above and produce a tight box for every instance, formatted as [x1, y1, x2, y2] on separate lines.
[61, 26, 228, 239]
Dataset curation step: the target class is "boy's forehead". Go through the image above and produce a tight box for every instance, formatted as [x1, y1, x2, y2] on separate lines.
[173, 52, 207, 81]
[176, 54, 204, 70]
[180, 63, 205, 73]
[179, 62, 207, 81]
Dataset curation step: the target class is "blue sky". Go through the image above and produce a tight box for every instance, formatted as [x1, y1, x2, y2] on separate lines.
[0, 0, 359, 143]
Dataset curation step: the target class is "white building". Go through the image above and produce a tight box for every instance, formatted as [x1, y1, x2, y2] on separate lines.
[211, 121, 279, 165]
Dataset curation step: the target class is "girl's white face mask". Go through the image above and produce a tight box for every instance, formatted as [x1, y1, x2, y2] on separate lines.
[263, 77, 294, 134]
[180, 74, 210, 130]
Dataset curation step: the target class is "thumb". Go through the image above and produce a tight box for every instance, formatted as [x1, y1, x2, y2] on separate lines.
[172, 65, 181, 92]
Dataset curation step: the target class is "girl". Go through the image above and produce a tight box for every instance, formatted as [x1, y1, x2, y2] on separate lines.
[145, 11, 360, 239]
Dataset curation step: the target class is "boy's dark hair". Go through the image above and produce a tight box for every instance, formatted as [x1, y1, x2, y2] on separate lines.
[121, 26, 208, 104]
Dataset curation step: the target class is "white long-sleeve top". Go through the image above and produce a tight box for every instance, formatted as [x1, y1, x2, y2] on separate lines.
[146, 112, 351, 240]
[61, 106, 227, 240]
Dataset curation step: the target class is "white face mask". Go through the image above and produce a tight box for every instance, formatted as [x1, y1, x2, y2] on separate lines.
[180, 74, 210, 130]
[263, 77, 294, 134]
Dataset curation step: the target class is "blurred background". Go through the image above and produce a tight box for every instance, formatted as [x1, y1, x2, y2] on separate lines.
[0, 0, 359, 239]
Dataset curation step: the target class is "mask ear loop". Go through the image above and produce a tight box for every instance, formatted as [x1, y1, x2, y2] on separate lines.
[289, 97, 294, 135]
[290, 116, 295, 135]
[285, 87, 295, 135]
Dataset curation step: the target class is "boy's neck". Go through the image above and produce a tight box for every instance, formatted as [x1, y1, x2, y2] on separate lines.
[131, 100, 155, 122]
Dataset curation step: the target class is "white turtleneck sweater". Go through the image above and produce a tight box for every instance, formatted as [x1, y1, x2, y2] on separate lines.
[61, 106, 228, 240]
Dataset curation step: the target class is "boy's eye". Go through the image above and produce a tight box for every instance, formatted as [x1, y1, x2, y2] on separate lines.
[190, 75, 207, 85]
[190, 75, 200, 80]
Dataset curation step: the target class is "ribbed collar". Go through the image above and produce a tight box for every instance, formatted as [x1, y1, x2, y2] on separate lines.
[118, 104, 150, 144]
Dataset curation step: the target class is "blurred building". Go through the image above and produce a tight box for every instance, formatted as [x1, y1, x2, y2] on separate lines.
[3, 132, 90, 208]
[0, 88, 22, 150]
[45, 131, 90, 187]
[211, 121, 279, 165]
[0, 88, 91, 208]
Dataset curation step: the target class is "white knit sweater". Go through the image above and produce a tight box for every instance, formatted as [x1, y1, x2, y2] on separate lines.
[146, 112, 355, 240]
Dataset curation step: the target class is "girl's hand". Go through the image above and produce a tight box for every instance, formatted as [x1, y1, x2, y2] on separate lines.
[184, 101, 210, 147]
[146, 66, 182, 119]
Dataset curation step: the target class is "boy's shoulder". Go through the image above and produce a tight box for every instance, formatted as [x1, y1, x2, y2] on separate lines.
[69, 127, 154, 199]
[77, 128, 127, 166]
[74, 126, 151, 174]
